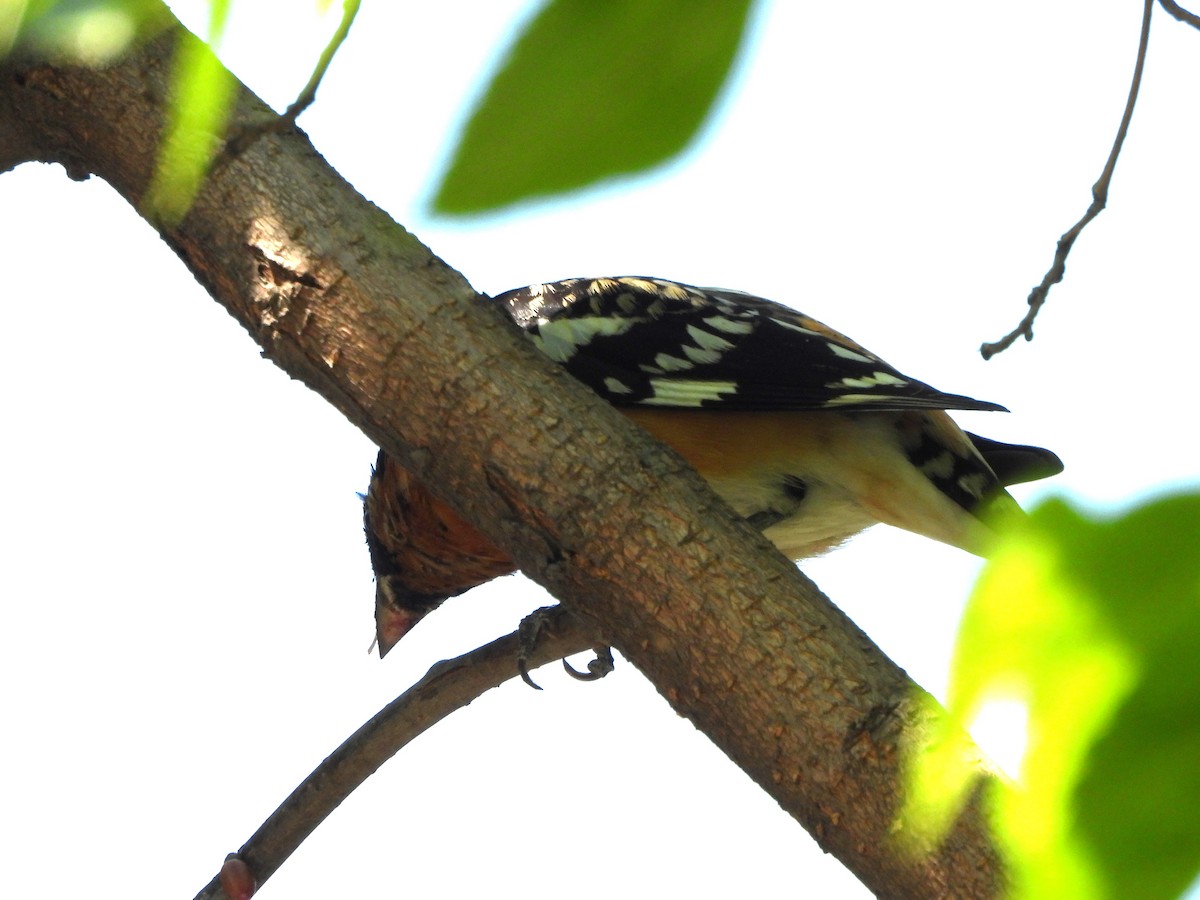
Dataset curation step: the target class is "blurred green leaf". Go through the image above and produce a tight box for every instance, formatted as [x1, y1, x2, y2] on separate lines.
[143, 5, 235, 225]
[1064, 495, 1200, 900]
[3, 0, 171, 63]
[431, 0, 756, 215]
[905, 494, 1200, 899]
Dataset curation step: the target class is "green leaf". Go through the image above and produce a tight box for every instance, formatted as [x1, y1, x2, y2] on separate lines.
[3, 0, 171, 63]
[143, 11, 236, 225]
[1064, 495, 1200, 900]
[431, 0, 756, 215]
[905, 494, 1200, 899]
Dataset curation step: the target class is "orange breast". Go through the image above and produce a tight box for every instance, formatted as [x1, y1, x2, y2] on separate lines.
[621, 407, 844, 479]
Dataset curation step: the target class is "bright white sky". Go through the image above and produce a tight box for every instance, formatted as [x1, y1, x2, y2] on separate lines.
[2, 1, 1198, 897]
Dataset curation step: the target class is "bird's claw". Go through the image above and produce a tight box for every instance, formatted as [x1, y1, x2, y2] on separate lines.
[517, 606, 614, 689]
[517, 606, 559, 690]
[518, 656, 543, 691]
[562, 646, 615, 682]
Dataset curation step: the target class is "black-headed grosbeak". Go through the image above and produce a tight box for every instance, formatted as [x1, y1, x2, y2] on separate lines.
[365, 277, 1062, 656]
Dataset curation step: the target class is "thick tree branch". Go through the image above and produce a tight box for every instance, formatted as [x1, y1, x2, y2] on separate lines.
[1, 21, 1004, 897]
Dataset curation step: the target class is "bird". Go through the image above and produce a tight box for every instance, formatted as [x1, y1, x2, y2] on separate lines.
[364, 276, 1062, 656]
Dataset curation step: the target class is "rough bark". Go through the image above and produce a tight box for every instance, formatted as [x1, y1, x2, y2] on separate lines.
[0, 21, 1005, 897]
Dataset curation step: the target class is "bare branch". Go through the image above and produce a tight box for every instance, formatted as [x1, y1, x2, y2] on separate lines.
[192, 606, 597, 900]
[981, 0, 1154, 359]
[1159, 0, 1200, 29]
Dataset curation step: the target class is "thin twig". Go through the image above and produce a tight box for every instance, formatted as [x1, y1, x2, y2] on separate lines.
[282, 0, 362, 124]
[224, 0, 361, 156]
[981, 0, 1154, 359]
[192, 605, 600, 900]
[1159, 0, 1200, 29]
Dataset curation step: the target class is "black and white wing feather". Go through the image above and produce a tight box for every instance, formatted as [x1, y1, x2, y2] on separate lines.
[493, 276, 1005, 413]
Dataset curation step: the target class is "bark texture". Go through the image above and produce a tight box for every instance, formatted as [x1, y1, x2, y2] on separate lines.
[0, 22, 1005, 897]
